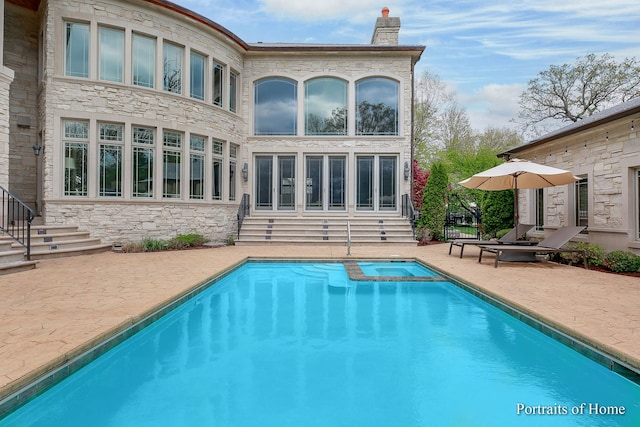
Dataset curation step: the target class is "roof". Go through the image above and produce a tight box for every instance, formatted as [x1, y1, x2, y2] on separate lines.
[502, 97, 640, 156]
[8, 0, 425, 60]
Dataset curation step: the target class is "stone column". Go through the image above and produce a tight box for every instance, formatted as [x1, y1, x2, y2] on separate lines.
[0, 66, 14, 188]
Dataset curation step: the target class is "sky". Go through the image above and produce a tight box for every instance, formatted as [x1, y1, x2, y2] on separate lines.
[175, 0, 640, 133]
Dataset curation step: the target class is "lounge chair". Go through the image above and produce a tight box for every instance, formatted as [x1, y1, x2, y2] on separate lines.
[448, 224, 535, 258]
[477, 226, 587, 268]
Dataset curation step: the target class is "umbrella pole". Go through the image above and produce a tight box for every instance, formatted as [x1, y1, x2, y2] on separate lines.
[514, 177, 519, 239]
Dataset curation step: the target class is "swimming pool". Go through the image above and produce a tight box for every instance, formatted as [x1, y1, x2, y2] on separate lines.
[1, 261, 639, 426]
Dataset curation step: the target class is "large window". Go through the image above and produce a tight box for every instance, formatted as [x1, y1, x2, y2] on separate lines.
[189, 135, 206, 199]
[212, 140, 224, 200]
[575, 177, 588, 229]
[356, 77, 399, 135]
[99, 27, 124, 82]
[132, 127, 155, 198]
[65, 22, 89, 78]
[229, 70, 238, 113]
[190, 51, 206, 101]
[254, 78, 297, 135]
[163, 42, 183, 94]
[63, 121, 89, 196]
[305, 77, 347, 135]
[132, 34, 155, 88]
[229, 144, 238, 201]
[213, 62, 224, 107]
[98, 123, 123, 197]
[163, 131, 182, 198]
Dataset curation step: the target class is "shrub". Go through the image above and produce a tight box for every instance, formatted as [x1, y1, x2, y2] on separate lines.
[560, 242, 606, 267]
[418, 161, 448, 241]
[142, 238, 168, 252]
[167, 233, 209, 249]
[482, 190, 514, 237]
[603, 250, 640, 273]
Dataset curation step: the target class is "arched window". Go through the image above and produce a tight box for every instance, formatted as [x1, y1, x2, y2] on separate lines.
[355, 77, 398, 136]
[254, 78, 297, 135]
[304, 77, 348, 135]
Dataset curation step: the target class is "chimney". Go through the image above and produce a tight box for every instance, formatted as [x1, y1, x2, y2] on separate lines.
[371, 7, 400, 45]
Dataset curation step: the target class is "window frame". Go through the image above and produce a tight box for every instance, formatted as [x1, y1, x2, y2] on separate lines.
[98, 123, 124, 197]
[162, 130, 183, 198]
[304, 77, 348, 136]
[355, 77, 399, 136]
[64, 21, 90, 78]
[189, 134, 206, 200]
[98, 26, 124, 83]
[190, 51, 206, 101]
[132, 126, 155, 198]
[132, 33, 156, 89]
[254, 77, 298, 136]
[163, 42, 183, 94]
[63, 120, 90, 196]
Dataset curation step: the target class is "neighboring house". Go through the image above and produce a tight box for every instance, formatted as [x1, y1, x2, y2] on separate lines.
[500, 97, 640, 255]
[0, 0, 424, 244]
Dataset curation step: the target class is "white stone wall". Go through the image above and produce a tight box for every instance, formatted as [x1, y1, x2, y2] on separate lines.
[44, 200, 238, 244]
[0, 67, 13, 188]
[517, 113, 640, 253]
[4, 4, 39, 204]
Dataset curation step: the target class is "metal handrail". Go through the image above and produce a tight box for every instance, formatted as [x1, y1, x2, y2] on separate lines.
[236, 193, 250, 239]
[1, 185, 35, 260]
[401, 193, 417, 237]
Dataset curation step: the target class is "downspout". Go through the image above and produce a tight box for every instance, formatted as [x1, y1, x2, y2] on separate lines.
[410, 58, 416, 204]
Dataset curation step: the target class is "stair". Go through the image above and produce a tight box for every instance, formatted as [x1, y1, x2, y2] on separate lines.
[0, 225, 112, 274]
[0, 237, 38, 275]
[237, 216, 415, 245]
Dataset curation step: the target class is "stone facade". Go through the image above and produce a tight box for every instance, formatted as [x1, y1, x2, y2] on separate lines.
[504, 99, 640, 254]
[3, 0, 423, 244]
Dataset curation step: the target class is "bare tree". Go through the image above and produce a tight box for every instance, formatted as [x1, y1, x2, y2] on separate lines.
[517, 53, 640, 136]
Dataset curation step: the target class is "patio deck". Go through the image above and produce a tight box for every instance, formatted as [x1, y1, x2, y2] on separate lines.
[1, 243, 639, 405]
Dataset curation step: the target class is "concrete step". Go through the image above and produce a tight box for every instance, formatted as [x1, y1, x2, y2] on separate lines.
[238, 216, 415, 245]
[0, 260, 38, 276]
[0, 249, 27, 264]
[30, 243, 113, 260]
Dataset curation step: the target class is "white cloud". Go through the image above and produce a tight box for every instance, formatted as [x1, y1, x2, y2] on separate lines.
[257, 0, 383, 21]
[459, 83, 525, 131]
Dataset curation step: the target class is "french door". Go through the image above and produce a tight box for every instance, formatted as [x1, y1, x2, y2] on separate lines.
[356, 155, 397, 211]
[305, 155, 346, 211]
[255, 155, 296, 211]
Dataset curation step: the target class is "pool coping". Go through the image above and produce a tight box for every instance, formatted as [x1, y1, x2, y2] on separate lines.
[1, 256, 639, 418]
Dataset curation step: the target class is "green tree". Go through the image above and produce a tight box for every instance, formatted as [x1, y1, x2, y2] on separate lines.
[517, 53, 640, 136]
[482, 190, 514, 237]
[418, 161, 448, 241]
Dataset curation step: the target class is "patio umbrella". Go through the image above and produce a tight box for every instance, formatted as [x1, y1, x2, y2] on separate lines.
[459, 158, 579, 238]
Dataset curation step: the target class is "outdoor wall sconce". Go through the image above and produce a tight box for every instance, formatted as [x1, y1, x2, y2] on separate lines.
[242, 162, 248, 182]
[32, 144, 42, 156]
[403, 161, 410, 181]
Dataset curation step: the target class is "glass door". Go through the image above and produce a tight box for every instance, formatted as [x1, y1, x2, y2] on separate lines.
[278, 156, 295, 210]
[305, 155, 347, 211]
[255, 156, 273, 210]
[356, 155, 397, 212]
[255, 155, 296, 211]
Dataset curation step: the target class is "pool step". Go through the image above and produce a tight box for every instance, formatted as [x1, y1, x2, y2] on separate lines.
[237, 217, 415, 245]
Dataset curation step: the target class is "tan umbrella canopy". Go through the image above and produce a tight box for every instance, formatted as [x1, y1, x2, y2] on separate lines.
[459, 158, 579, 237]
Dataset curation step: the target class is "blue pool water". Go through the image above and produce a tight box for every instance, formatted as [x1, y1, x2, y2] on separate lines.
[1, 262, 639, 426]
[357, 261, 438, 277]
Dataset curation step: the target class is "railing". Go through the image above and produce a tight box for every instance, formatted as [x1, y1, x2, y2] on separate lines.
[401, 193, 417, 237]
[1, 185, 35, 260]
[236, 193, 250, 239]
